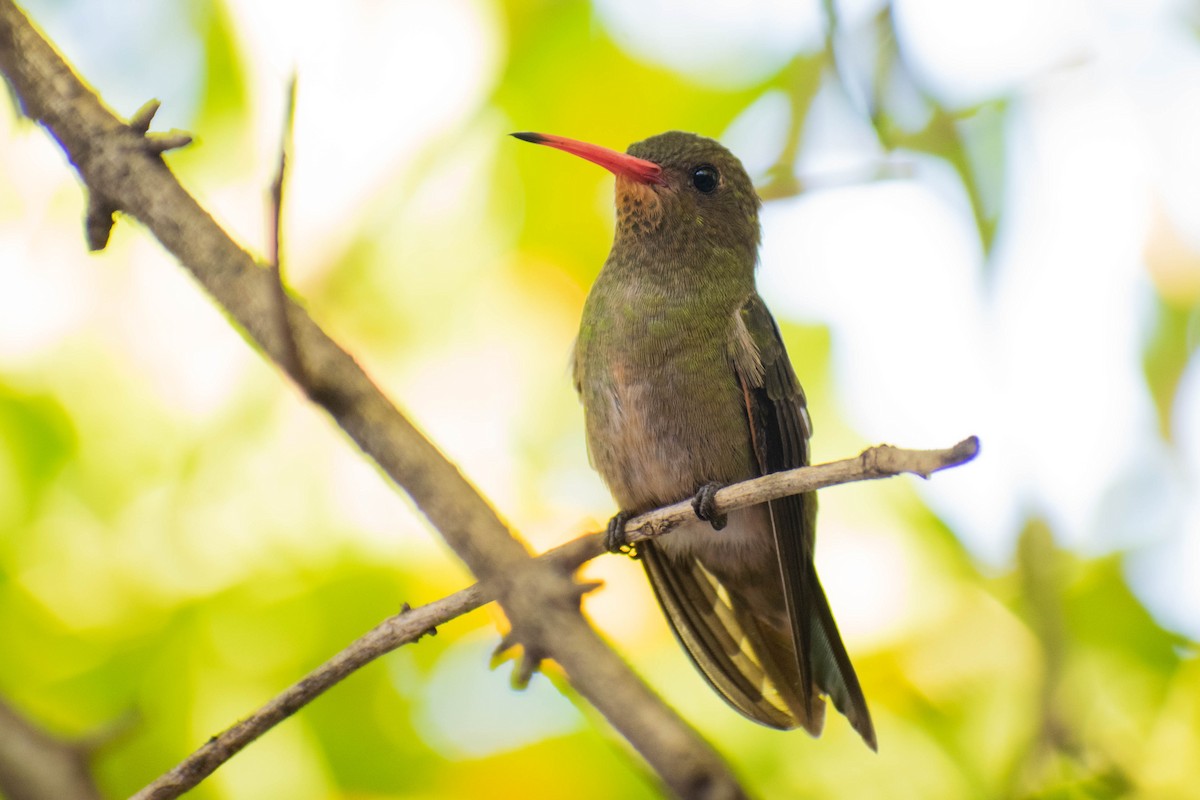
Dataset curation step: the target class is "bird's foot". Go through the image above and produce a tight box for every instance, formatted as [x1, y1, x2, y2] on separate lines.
[604, 510, 637, 556]
[692, 482, 727, 531]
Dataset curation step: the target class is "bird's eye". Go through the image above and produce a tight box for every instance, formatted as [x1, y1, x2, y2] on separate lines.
[691, 165, 719, 194]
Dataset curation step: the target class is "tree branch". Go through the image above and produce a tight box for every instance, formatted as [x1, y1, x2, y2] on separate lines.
[0, 3, 749, 798]
[621, 436, 979, 546]
[131, 437, 979, 800]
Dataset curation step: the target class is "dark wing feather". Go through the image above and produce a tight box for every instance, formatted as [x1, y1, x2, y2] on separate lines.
[735, 294, 877, 750]
[640, 542, 795, 729]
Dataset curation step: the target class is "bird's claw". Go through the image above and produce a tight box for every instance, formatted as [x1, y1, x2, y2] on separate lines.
[692, 482, 727, 530]
[605, 510, 637, 556]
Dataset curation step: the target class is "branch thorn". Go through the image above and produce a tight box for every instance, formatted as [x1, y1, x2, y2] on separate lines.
[84, 191, 117, 251]
[145, 131, 193, 155]
[128, 99, 160, 134]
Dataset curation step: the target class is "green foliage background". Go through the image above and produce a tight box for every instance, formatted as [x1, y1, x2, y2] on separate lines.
[1, 1, 1197, 798]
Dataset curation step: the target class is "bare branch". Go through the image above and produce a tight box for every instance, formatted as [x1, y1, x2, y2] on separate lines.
[132, 436, 979, 799]
[623, 436, 978, 545]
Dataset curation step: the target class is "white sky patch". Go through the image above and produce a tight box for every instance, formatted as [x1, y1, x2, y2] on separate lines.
[20, 0, 204, 125]
[991, 76, 1156, 550]
[721, 90, 794, 180]
[112, 242, 255, 419]
[1126, 352, 1200, 640]
[760, 175, 1018, 562]
[0, 232, 89, 364]
[593, 0, 825, 88]
[1117, 26, 1200, 250]
[792, 74, 889, 181]
[228, 0, 501, 277]
[817, 516, 920, 649]
[891, 0, 1090, 107]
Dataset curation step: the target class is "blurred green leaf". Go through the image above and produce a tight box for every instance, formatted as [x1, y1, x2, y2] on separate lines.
[1144, 298, 1200, 440]
[0, 383, 74, 513]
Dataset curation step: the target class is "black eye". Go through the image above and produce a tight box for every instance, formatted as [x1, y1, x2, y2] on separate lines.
[691, 165, 719, 193]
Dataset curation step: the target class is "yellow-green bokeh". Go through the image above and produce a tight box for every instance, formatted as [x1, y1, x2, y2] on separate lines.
[1, 1, 1198, 798]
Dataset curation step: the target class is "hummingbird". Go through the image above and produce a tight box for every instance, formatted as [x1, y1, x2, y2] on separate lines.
[513, 130, 875, 750]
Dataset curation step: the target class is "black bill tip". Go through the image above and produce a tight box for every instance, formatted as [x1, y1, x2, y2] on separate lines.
[510, 132, 546, 144]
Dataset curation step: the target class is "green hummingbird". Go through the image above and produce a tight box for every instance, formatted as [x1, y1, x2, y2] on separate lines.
[513, 130, 875, 750]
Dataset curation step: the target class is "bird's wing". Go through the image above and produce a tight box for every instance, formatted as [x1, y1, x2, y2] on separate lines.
[640, 542, 797, 729]
[637, 294, 875, 745]
[730, 293, 876, 749]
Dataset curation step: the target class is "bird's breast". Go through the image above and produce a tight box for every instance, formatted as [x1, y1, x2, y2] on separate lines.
[576, 312, 758, 515]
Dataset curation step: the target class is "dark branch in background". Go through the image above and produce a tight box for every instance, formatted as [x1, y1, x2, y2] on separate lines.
[0, 3, 981, 799]
[0, 696, 107, 800]
[132, 438, 979, 800]
[0, 3, 748, 799]
[267, 74, 304, 381]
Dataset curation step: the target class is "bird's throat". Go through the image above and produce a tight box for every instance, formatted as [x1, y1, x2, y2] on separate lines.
[616, 177, 663, 238]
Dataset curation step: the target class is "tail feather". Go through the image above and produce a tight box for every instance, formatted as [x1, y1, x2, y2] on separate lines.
[641, 538, 872, 744]
[807, 569, 877, 750]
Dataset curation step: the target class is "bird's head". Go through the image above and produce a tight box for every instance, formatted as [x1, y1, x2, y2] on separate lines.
[513, 131, 761, 266]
